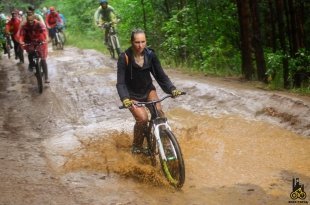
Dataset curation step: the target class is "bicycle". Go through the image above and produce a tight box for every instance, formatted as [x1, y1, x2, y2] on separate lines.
[25, 42, 47, 93]
[101, 22, 121, 59]
[119, 93, 186, 188]
[52, 26, 65, 50]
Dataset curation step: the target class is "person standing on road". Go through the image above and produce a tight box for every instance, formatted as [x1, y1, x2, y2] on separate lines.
[19, 10, 50, 83]
[116, 28, 182, 154]
[94, 0, 117, 44]
[5, 10, 23, 62]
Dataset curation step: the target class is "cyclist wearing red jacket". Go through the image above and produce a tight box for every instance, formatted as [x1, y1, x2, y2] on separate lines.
[45, 7, 62, 43]
[19, 10, 49, 83]
[5, 10, 23, 62]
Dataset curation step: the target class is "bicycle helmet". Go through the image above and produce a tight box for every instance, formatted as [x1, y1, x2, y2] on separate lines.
[99, 0, 108, 4]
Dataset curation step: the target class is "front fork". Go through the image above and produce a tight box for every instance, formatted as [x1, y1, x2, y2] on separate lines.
[153, 122, 172, 161]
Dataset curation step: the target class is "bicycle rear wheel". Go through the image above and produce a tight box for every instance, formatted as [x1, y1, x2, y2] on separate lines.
[35, 60, 44, 93]
[159, 128, 185, 188]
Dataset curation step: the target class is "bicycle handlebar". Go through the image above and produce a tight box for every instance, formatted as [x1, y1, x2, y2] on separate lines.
[23, 41, 46, 47]
[119, 92, 186, 109]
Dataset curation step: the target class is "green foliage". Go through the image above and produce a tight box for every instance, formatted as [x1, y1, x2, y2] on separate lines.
[265, 49, 310, 90]
[201, 36, 241, 75]
[265, 50, 284, 89]
[160, 1, 239, 75]
[288, 49, 310, 73]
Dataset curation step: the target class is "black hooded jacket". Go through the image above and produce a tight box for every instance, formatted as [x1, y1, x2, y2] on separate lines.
[116, 47, 176, 101]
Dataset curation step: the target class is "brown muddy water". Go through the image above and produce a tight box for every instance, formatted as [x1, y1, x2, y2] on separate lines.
[0, 46, 309, 205]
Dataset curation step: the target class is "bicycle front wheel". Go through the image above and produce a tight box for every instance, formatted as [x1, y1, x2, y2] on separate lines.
[5, 43, 11, 59]
[56, 32, 64, 50]
[112, 35, 121, 58]
[107, 36, 115, 59]
[159, 128, 185, 188]
[35, 60, 44, 93]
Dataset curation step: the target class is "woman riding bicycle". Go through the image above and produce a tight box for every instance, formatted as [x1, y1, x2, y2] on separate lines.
[19, 10, 50, 83]
[116, 28, 182, 154]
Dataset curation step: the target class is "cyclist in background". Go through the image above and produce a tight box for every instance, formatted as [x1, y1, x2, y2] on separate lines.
[5, 10, 23, 62]
[21, 5, 46, 27]
[45, 6, 62, 44]
[19, 10, 50, 83]
[0, 12, 7, 54]
[57, 10, 66, 29]
[116, 28, 182, 154]
[94, 0, 117, 45]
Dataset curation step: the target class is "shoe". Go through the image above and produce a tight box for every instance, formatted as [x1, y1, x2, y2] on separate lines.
[45, 79, 50, 83]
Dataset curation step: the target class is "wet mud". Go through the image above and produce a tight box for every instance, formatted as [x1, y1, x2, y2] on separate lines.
[0, 46, 309, 205]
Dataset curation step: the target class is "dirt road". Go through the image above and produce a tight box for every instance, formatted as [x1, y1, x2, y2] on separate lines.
[0, 46, 309, 205]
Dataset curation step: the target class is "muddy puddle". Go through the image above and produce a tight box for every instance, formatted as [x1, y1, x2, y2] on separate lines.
[45, 107, 309, 204]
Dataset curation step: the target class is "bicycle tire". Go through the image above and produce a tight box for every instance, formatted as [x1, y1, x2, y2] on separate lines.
[158, 128, 185, 188]
[112, 35, 121, 58]
[58, 32, 65, 49]
[56, 33, 64, 50]
[6, 43, 11, 59]
[52, 38, 57, 50]
[146, 123, 157, 166]
[108, 36, 115, 59]
[61, 31, 67, 44]
[18, 46, 24, 63]
[35, 60, 44, 93]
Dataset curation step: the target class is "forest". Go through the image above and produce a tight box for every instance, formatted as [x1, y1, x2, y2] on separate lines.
[1, 0, 309, 91]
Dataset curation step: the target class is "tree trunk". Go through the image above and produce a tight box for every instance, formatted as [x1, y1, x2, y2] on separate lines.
[141, 0, 147, 32]
[275, 0, 289, 88]
[267, 0, 277, 52]
[250, 0, 267, 82]
[237, 0, 254, 80]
